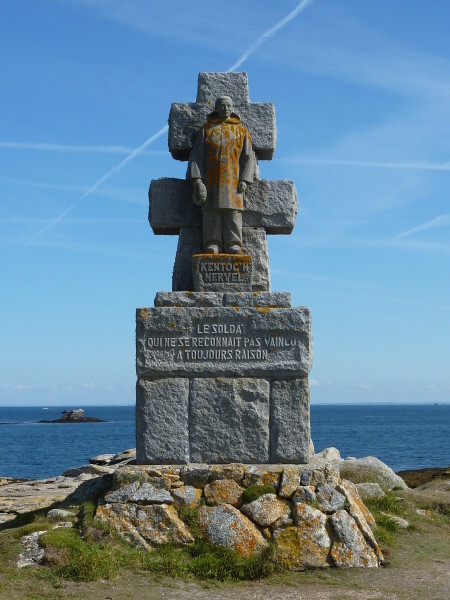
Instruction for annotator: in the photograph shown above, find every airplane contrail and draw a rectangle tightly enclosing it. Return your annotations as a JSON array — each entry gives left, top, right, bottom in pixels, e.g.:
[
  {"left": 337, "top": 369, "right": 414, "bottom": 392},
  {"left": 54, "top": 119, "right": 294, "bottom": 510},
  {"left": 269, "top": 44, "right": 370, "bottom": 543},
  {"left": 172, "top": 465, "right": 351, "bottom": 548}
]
[
  {"left": 289, "top": 157, "right": 450, "bottom": 171},
  {"left": 26, "top": 125, "right": 168, "bottom": 245},
  {"left": 227, "top": 0, "right": 316, "bottom": 72},
  {"left": 27, "top": 1, "right": 316, "bottom": 245},
  {"left": 0, "top": 141, "right": 165, "bottom": 155},
  {"left": 394, "top": 214, "right": 450, "bottom": 240}
]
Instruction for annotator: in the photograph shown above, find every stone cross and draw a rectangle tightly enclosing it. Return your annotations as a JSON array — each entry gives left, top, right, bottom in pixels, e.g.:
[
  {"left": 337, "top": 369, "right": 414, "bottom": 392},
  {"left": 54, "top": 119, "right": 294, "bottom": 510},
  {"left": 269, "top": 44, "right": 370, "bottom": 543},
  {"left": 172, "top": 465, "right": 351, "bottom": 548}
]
[
  {"left": 168, "top": 72, "right": 276, "bottom": 161},
  {"left": 148, "top": 72, "right": 299, "bottom": 292}
]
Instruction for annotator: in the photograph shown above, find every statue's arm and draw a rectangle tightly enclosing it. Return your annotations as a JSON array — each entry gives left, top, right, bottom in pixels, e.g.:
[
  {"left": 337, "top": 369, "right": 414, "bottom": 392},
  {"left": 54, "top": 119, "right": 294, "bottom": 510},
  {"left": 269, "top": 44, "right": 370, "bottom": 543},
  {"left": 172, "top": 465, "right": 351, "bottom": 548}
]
[
  {"left": 238, "top": 132, "right": 255, "bottom": 192},
  {"left": 187, "top": 127, "right": 205, "bottom": 181},
  {"left": 187, "top": 127, "right": 207, "bottom": 205}
]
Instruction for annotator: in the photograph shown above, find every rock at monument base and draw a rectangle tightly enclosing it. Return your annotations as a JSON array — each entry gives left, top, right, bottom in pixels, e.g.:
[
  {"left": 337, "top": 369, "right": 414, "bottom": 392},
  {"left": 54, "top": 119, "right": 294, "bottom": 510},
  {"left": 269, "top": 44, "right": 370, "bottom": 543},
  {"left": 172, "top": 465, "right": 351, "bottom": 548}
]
[
  {"left": 336, "top": 480, "right": 383, "bottom": 562},
  {"left": 315, "top": 483, "right": 346, "bottom": 514},
  {"left": 241, "top": 493, "right": 291, "bottom": 527},
  {"left": 96, "top": 503, "right": 193, "bottom": 549},
  {"left": 330, "top": 510, "right": 379, "bottom": 568},
  {"left": 242, "top": 465, "right": 283, "bottom": 489},
  {"left": 273, "top": 509, "right": 331, "bottom": 570},
  {"left": 197, "top": 504, "right": 268, "bottom": 557},
  {"left": 278, "top": 466, "right": 301, "bottom": 498},
  {"left": 203, "top": 479, "right": 244, "bottom": 507},
  {"left": 337, "top": 480, "right": 376, "bottom": 528},
  {"left": 171, "top": 485, "right": 202, "bottom": 510},
  {"left": 270, "top": 379, "right": 311, "bottom": 463},
  {"left": 190, "top": 378, "right": 270, "bottom": 463}
]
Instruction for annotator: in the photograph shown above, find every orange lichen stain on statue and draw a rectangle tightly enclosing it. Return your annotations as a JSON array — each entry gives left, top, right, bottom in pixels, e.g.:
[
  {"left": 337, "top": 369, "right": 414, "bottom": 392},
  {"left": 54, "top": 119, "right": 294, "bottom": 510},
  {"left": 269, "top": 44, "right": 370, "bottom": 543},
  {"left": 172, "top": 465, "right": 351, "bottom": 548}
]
[
  {"left": 139, "top": 308, "right": 149, "bottom": 319},
  {"left": 255, "top": 306, "right": 270, "bottom": 313},
  {"left": 171, "top": 321, "right": 176, "bottom": 328}
]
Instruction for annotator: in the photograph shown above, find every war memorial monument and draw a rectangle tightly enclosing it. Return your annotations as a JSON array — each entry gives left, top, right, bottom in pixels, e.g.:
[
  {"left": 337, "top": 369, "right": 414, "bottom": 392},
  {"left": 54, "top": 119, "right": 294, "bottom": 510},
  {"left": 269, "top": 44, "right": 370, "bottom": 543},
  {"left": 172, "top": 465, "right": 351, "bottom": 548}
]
[
  {"left": 0, "top": 74, "right": 390, "bottom": 572},
  {"left": 136, "top": 72, "right": 312, "bottom": 465}
]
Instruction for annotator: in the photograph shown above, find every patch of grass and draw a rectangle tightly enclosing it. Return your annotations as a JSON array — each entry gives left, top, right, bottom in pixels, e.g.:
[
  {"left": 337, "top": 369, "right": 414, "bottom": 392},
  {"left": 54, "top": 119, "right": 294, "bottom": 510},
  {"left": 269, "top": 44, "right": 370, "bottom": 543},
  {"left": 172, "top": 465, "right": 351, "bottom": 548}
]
[
  {"left": 373, "top": 524, "right": 397, "bottom": 549},
  {"left": 40, "top": 527, "right": 83, "bottom": 553},
  {"left": 58, "top": 543, "right": 121, "bottom": 581},
  {"left": 178, "top": 506, "right": 201, "bottom": 538},
  {"left": 189, "top": 539, "right": 276, "bottom": 581},
  {"left": 241, "top": 485, "right": 276, "bottom": 504},
  {"left": 309, "top": 498, "right": 322, "bottom": 510},
  {"left": 365, "top": 493, "right": 408, "bottom": 517}
]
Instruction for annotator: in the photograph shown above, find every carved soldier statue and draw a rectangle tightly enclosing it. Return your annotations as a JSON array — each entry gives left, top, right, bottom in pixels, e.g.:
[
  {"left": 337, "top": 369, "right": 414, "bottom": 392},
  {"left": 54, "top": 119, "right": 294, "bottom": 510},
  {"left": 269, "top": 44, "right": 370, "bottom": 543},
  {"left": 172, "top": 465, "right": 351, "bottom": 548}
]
[{"left": 187, "top": 96, "right": 255, "bottom": 254}]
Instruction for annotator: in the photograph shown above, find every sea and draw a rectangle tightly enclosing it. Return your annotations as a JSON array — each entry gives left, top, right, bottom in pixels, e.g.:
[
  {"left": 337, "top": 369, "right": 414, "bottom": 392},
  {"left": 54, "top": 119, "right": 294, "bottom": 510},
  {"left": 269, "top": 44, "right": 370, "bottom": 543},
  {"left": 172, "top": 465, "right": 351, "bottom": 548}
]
[{"left": 0, "top": 404, "right": 449, "bottom": 480}]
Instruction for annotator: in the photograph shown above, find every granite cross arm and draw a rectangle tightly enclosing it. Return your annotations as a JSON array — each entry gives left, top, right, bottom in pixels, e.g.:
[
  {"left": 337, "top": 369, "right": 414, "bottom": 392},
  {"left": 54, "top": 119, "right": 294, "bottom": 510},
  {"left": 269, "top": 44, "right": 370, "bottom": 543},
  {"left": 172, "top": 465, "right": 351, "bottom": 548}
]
[
  {"left": 169, "top": 72, "right": 276, "bottom": 161},
  {"left": 148, "top": 178, "right": 298, "bottom": 235}
]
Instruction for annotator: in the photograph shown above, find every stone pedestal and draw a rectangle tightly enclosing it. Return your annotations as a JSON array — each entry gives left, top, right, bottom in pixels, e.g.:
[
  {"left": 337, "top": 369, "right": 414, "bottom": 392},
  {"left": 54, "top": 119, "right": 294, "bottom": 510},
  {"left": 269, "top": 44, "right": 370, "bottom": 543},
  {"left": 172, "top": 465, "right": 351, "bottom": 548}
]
[{"left": 136, "top": 291, "right": 312, "bottom": 465}]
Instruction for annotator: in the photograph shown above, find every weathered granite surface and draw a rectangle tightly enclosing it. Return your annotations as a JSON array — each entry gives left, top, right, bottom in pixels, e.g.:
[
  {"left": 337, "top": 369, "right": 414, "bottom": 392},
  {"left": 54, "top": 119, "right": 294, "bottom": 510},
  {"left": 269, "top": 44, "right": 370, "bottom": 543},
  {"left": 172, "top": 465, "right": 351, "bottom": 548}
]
[
  {"left": 270, "top": 379, "right": 311, "bottom": 463},
  {"left": 223, "top": 291, "right": 291, "bottom": 308},
  {"left": 154, "top": 291, "right": 223, "bottom": 307},
  {"left": 190, "top": 378, "right": 270, "bottom": 463},
  {"left": 153, "top": 291, "right": 291, "bottom": 308},
  {"left": 136, "top": 378, "right": 189, "bottom": 465}
]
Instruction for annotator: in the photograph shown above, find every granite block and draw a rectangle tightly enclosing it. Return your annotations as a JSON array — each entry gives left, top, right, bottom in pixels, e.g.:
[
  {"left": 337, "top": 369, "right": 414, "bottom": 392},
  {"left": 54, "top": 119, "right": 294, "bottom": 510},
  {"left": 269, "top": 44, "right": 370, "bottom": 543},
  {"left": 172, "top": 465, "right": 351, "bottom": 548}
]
[
  {"left": 190, "top": 378, "right": 270, "bottom": 463},
  {"left": 136, "top": 378, "right": 189, "bottom": 464},
  {"left": 223, "top": 292, "right": 291, "bottom": 308},
  {"left": 154, "top": 292, "right": 223, "bottom": 308},
  {"left": 270, "top": 379, "right": 311, "bottom": 464}
]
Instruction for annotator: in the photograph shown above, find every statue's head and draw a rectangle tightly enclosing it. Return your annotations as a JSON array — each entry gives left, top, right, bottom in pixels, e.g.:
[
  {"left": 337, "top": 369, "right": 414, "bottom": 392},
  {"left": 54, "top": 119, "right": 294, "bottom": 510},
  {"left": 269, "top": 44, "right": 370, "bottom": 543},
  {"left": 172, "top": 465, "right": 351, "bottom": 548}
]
[{"left": 215, "top": 96, "right": 233, "bottom": 120}]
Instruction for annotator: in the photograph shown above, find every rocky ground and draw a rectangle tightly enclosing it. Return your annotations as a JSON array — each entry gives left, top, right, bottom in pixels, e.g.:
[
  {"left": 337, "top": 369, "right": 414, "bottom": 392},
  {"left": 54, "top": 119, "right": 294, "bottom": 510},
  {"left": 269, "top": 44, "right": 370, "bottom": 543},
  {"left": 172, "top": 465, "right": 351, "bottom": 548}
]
[{"left": 1, "top": 450, "right": 448, "bottom": 599}]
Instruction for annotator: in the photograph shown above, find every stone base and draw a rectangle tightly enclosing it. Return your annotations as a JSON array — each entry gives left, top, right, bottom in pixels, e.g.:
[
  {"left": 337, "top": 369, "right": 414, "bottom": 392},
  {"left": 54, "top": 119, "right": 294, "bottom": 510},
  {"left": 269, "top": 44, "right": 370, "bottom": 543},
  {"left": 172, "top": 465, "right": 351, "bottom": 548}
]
[
  {"left": 136, "top": 292, "right": 312, "bottom": 465},
  {"left": 96, "top": 461, "right": 384, "bottom": 568}
]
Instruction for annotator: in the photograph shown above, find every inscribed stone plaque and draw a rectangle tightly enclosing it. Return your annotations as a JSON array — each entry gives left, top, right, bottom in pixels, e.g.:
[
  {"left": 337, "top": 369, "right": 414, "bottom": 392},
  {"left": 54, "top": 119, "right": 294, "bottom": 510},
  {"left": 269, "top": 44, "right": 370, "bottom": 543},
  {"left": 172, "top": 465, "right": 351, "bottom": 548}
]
[
  {"left": 136, "top": 306, "right": 312, "bottom": 379},
  {"left": 192, "top": 254, "right": 252, "bottom": 292}
]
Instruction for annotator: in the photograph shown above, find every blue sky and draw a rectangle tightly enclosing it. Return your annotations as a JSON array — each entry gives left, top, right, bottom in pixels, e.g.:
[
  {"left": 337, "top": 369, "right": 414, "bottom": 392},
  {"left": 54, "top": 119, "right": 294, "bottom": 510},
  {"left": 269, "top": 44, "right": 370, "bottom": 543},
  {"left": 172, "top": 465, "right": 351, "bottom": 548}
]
[{"left": 1, "top": 0, "right": 449, "bottom": 406}]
